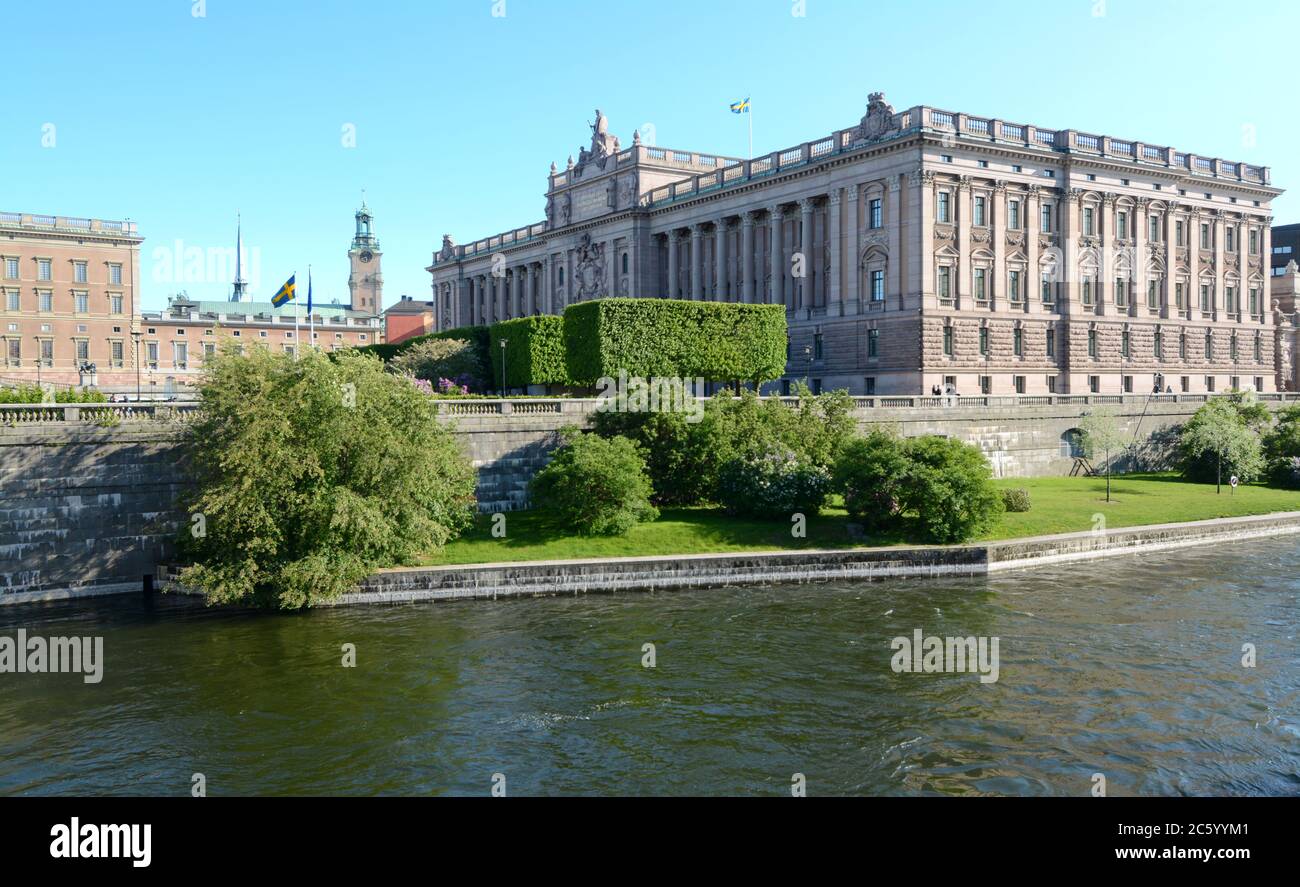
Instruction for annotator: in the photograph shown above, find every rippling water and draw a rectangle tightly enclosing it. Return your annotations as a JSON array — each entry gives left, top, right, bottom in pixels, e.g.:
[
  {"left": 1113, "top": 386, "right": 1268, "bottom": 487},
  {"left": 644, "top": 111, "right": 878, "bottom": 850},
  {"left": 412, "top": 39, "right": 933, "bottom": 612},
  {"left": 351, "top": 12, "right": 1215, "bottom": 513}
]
[{"left": 1, "top": 538, "right": 1298, "bottom": 796}]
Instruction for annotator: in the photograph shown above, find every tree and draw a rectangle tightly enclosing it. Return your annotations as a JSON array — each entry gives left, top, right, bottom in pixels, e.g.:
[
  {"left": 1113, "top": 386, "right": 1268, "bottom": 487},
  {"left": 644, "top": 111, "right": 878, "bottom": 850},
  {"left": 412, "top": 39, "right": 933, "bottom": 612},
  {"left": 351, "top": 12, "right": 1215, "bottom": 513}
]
[
  {"left": 179, "top": 346, "right": 478, "bottom": 608},
  {"left": 1178, "top": 399, "right": 1266, "bottom": 493},
  {"left": 1264, "top": 405, "right": 1300, "bottom": 488},
  {"left": 388, "top": 337, "right": 484, "bottom": 388},
  {"left": 1079, "top": 408, "right": 1127, "bottom": 502},
  {"left": 529, "top": 431, "right": 659, "bottom": 535},
  {"left": 896, "top": 435, "right": 1004, "bottom": 544},
  {"left": 832, "top": 430, "right": 910, "bottom": 530}
]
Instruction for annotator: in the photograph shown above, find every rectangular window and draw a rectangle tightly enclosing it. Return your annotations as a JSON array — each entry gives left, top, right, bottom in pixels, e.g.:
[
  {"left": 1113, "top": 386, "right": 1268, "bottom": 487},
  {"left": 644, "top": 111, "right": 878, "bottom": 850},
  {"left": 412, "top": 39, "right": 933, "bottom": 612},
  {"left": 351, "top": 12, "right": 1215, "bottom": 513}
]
[
  {"left": 1041, "top": 273, "right": 1054, "bottom": 304},
  {"left": 1249, "top": 287, "right": 1259, "bottom": 316},
  {"left": 980, "top": 375, "right": 991, "bottom": 395},
  {"left": 1205, "top": 333, "right": 1213, "bottom": 360},
  {"left": 1089, "top": 375, "right": 1100, "bottom": 393},
  {"left": 1014, "top": 375, "right": 1026, "bottom": 394},
  {"left": 1149, "top": 215, "right": 1160, "bottom": 242},
  {"left": 146, "top": 341, "right": 159, "bottom": 367},
  {"left": 1230, "top": 336, "right": 1238, "bottom": 361},
  {"left": 1009, "top": 270, "right": 1022, "bottom": 302},
  {"left": 1206, "top": 375, "right": 1216, "bottom": 392},
  {"left": 73, "top": 261, "right": 87, "bottom": 283},
  {"left": 1249, "top": 230, "right": 1259, "bottom": 255},
  {"left": 37, "top": 259, "right": 52, "bottom": 281},
  {"left": 175, "top": 342, "right": 189, "bottom": 369},
  {"left": 869, "top": 199, "right": 882, "bottom": 229},
  {"left": 1180, "top": 333, "right": 1188, "bottom": 360},
  {"left": 1121, "top": 330, "right": 1130, "bottom": 358},
  {"left": 1256, "top": 376, "right": 1264, "bottom": 392},
  {"left": 1088, "top": 329, "right": 1097, "bottom": 358},
  {"left": 938, "top": 266, "right": 951, "bottom": 300},
  {"left": 1008, "top": 200, "right": 1021, "bottom": 230},
  {"left": 1013, "top": 327, "right": 1023, "bottom": 356},
  {"left": 1117, "top": 211, "right": 1128, "bottom": 240},
  {"left": 1226, "top": 227, "right": 1236, "bottom": 253},
  {"left": 1083, "top": 207, "right": 1095, "bottom": 236},
  {"left": 973, "top": 196, "right": 986, "bottom": 227},
  {"left": 1200, "top": 223, "right": 1210, "bottom": 249},
  {"left": 1082, "top": 277, "right": 1094, "bottom": 306},
  {"left": 979, "top": 327, "right": 989, "bottom": 355},
  {"left": 871, "top": 270, "right": 885, "bottom": 301},
  {"left": 937, "top": 192, "right": 951, "bottom": 223},
  {"left": 39, "top": 339, "right": 52, "bottom": 366},
  {"left": 1123, "top": 375, "right": 1133, "bottom": 394},
  {"left": 1226, "top": 286, "right": 1237, "bottom": 315},
  {"left": 864, "top": 377, "right": 876, "bottom": 396},
  {"left": 1046, "top": 329, "right": 1056, "bottom": 358},
  {"left": 943, "top": 325, "right": 953, "bottom": 356},
  {"left": 3, "top": 258, "right": 17, "bottom": 279},
  {"left": 1176, "top": 282, "right": 1185, "bottom": 309},
  {"left": 204, "top": 342, "right": 216, "bottom": 359},
  {"left": 1180, "top": 375, "right": 1189, "bottom": 393},
  {"left": 867, "top": 328, "right": 879, "bottom": 359},
  {"left": 74, "top": 292, "right": 89, "bottom": 313},
  {"left": 1147, "top": 280, "right": 1158, "bottom": 309},
  {"left": 37, "top": 291, "right": 51, "bottom": 312},
  {"left": 75, "top": 339, "right": 89, "bottom": 361},
  {"left": 109, "top": 264, "right": 123, "bottom": 286},
  {"left": 1047, "top": 375, "right": 1058, "bottom": 394},
  {"left": 974, "top": 268, "right": 986, "bottom": 301},
  {"left": 1115, "top": 279, "right": 1127, "bottom": 307},
  {"left": 6, "top": 338, "right": 19, "bottom": 365},
  {"left": 1200, "top": 284, "right": 1210, "bottom": 312},
  {"left": 110, "top": 340, "right": 124, "bottom": 367},
  {"left": 1255, "top": 335, "right": 1263, "bottom": 362},
  {"left": 1176, "top": 221, "right": 1185, "bottom": 246},
  {"left": 813, "top": 332, "right": 824, "bottom": 360},
  {"left": 1041, "top": 204, "right": 1053, "bottom": 233},
  {"left": 1154, "top": 330, "right": 1163, "bottom": 360},
  {"left": 111, "top": 294, "right": 123, "bottom": 314}
]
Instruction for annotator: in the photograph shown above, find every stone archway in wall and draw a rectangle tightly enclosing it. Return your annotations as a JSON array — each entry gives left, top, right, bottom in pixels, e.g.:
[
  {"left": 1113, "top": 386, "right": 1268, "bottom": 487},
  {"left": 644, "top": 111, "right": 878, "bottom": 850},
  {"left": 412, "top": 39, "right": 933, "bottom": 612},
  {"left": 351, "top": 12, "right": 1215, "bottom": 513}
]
[{"left": 1060, "top": 428, "right": 1085, "bottom": 459}]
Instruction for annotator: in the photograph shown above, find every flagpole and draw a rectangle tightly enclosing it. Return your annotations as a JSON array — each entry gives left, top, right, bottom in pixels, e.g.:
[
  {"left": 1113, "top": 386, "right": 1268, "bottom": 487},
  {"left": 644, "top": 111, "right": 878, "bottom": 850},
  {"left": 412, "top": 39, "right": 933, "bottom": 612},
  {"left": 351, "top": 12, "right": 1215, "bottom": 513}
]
[
  {"left": 308, "top": 265, "right": 315, "bottom": 350},
  {"left": 294, "top": 297, "right": 301, "bottom": 360},
  {"left": 748, "top": 100, "right": 753, "bottom": 161}
]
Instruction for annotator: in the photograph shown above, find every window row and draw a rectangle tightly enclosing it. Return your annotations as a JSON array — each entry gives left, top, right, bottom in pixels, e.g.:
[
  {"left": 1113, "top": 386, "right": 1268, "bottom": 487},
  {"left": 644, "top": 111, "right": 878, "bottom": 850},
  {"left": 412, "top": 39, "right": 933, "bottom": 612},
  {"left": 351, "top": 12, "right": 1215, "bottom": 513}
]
[{"left": 2, "top": 258, "right": 123, "bottom": 284}]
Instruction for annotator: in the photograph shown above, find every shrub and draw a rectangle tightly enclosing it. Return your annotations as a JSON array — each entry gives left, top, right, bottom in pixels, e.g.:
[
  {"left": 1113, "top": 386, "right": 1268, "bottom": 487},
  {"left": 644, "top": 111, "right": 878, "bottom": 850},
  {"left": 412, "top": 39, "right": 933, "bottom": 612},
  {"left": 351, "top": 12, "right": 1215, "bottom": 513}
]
[
  {"left": 1264, "top": 405, "right": 1300, "bottom": 487},
  {"left": 716, "top": 447, "right": 830, "bottom": 520},
  {"left": 388, "top": 337, "right": 484, "bottom": 387},
  {"left": 1178, "top": 399, "right": 1266, "bottom": 488},
  {"left": 590, "top": 385, "right": 854, "bottom": 506},
  {"left": 353, "top": 325, "right": 491, "bottom": 381},
  {"left": 489, "top": 315, "right": 567, "bottom": 389},
  {"left": 563, "top": 298, "right": 787, "bottom": 385},
  {"left": 178, "top": 346, "right": 478, "bottom": 609},
  {"left": 529, "top": 431, "right": 659, "bottom": 535},
  {"left": 897, "top": 435, "right": 1004, "bottom": 544},
  {"left": 1001, "top": 488, "right": 1032, "bottom": 513},
  {"left": 832, "top": 431, "right": 909, "bottom": 529},
  {"left": 0, "top": 384, "right": 106, "bottom": 404}
]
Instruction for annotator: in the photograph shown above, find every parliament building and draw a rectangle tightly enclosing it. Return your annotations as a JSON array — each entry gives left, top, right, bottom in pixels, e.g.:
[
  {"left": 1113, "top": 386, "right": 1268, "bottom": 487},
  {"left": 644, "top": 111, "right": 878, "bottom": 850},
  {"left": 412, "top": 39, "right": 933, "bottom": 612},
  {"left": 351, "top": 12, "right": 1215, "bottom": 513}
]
[{"left": 427, "top": 94, "right": 1284, "bottom": 395}]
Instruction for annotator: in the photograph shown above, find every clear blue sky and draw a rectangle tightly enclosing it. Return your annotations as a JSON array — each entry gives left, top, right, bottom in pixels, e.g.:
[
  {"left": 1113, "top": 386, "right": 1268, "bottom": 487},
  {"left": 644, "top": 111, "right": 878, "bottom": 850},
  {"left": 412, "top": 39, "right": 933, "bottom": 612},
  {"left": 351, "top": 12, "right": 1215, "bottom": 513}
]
[{"left": 5, "top": 0, "right": 1296, "bottom": 311}]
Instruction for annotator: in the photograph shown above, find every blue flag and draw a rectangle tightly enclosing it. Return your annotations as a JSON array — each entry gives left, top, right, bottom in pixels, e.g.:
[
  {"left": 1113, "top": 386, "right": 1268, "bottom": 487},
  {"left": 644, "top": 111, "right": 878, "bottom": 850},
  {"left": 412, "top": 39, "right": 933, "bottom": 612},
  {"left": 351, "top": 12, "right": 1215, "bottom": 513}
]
[{"left": 306, "top": 269, "right": 313, "bottom": 313}]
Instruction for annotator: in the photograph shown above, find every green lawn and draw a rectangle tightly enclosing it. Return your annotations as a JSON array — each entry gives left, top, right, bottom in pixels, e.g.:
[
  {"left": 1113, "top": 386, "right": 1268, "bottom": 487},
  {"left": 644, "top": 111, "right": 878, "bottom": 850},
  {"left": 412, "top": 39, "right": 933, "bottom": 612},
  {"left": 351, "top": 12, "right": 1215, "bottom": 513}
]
[{"left": 422, "top": 473, "right": 1300, "bottom": 566}]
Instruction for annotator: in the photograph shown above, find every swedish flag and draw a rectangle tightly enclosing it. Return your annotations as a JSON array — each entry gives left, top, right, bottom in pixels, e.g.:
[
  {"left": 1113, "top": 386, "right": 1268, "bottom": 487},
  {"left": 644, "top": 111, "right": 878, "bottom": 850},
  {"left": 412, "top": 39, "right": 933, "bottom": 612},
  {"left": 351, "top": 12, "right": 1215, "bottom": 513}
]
[
  {"left": 271, "top": 274, "right": 296, "bottom": 308},
  {"left": 730, "top": 98, "right": 750, "bottom": 114}
]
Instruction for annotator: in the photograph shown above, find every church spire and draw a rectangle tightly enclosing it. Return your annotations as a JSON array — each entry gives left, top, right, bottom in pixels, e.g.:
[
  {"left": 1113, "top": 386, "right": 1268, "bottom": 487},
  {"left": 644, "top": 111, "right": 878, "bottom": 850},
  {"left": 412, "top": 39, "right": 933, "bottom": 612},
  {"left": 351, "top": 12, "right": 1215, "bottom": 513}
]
[{"left": 230, "top": 214, "right": 249, "bottom": 302}]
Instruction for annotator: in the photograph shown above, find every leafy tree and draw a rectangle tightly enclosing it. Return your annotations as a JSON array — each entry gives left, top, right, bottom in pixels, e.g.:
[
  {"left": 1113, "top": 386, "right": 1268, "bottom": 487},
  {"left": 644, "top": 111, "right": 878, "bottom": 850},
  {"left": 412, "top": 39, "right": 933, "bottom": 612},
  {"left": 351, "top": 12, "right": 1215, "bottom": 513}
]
[
  {"left": 896, "top": 435, "right": 1004, "bottom": 544},
  {"left": 1079, "top": 408, "right": 1128, "bottom": 502},
  {"left": 179, "top": 346, "right": 478, "bottom": 608},
  {"left": 388, "top": 337, "right": 484, "bottom": 388},
  {"left": 1264, "top": 405, "right": 1300, "bottom": 488},
  {"left": 530, "top": 431, "right": 659, "bottom": 535},
  {"left": 832, "top": 430, "right": 910, "bottom": 530},
  {"left": 1178, "top": 398, "right": 1266, "bottom": 492}
]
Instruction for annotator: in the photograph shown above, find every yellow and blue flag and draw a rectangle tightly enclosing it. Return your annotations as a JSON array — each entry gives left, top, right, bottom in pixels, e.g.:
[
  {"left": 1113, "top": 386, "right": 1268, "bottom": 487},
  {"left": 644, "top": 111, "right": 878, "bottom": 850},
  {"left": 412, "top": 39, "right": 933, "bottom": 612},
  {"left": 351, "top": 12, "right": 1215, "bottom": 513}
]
[
  {"left": 730, "top": 98, "right": 750, "bottom": 114},
  {"left": 271, "top": 274, "right": 296, "bottom": 308}
]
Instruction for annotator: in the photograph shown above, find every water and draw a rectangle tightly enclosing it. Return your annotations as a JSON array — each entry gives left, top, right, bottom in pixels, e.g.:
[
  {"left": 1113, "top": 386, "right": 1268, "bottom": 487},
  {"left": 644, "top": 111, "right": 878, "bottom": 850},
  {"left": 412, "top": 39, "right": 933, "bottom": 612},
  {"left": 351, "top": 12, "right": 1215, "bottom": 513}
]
[{"left": 1, "top": 538, "right": 1298, "bottom": 796}]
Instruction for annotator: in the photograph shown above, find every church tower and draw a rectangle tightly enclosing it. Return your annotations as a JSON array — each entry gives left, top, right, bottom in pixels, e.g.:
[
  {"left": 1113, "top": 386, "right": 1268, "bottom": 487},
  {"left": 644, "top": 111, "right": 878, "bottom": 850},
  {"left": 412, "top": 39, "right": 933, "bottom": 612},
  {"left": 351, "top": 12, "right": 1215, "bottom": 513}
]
[{"left": 347, "top": 200, "right": 383, "bottom": 313}]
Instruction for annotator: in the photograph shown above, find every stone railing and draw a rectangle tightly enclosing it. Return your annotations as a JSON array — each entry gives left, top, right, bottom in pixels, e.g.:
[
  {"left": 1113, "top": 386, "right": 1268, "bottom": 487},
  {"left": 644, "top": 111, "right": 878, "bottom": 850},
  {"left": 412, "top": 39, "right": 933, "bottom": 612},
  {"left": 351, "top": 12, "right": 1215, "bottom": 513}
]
[
  {"left": 0, "top": 401, "right": 202, "bottom": 426},
  {"left": 0, "top": 212, "right": 141, "bottom": 237}
]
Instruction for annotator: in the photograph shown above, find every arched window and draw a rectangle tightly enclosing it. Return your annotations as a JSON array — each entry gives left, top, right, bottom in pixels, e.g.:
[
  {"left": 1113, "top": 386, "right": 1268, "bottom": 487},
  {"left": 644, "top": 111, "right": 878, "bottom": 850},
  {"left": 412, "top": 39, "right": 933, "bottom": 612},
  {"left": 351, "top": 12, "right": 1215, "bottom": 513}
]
[{"left": 1061, "top": 428, "right": 1085, "bottom": 458}]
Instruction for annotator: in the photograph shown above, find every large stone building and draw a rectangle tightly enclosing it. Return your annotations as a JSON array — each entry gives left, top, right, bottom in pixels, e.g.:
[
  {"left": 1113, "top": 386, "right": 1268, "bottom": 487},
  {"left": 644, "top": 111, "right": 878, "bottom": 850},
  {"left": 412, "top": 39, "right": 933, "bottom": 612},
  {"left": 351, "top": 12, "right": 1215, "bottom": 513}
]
[
  {"left": 0, "top": 211, "right": 144, "bottom": 387},
  {"left": 428, "top": 95, "right": 1283, "bottom": 395}
]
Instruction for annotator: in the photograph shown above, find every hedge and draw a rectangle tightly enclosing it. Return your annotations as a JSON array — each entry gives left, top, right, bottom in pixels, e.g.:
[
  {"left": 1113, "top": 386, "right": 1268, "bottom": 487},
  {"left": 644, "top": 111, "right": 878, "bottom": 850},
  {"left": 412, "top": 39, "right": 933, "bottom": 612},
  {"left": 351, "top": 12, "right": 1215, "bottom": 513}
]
[
  {"left": 489, "top": 315, "right": 568, "bottom": 388},
  {"left": 562, "top": 299, "right": 787, "bottom": 384},
  {"left": 353, "top": 324, "right": 490, "bottom": 372}
]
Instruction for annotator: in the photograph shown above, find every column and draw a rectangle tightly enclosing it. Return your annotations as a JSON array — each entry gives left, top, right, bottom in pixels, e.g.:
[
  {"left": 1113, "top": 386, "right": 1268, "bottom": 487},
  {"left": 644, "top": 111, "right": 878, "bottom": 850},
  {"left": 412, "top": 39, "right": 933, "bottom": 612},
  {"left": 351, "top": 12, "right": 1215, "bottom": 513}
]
[
  {"left": 1061, "top": 190, "right": 1080, "bottom": 318},
  {"left": 992, "top": 181, "right": 1007, "bottom": 313},
  {"left": 1097, "top": 193, "right": 1112, "bottom": 316},
  {"left": 542, "top": 257, "right": 552, "bottom": 314},
  {"left": 666, "top": 231, "right": 678, "bottom": 299},
  {"left": 799, "top": 198, "right": 815, "bottom": 311},
  {"left": 512, "top": 268, "right": 522, "bottom": 318},
  {"left": 1188, "top": 210, "right": 1201, "bottom": 317},
  {"left": 828, "top": 188, "right": 842, "bottom": 315},
  {"left": 1133, "top": 198, "right": 1147, "bottom": 318},
  {"left": 914, "top": 171, "right": 932, "bottom": 309},
  {"left": 1026, "top": 186, "right": 1040, "bottom": 314},
  {"left": 956, "top": 177, "right": 972, "bottom": 309},
  {"left": 845, "top": 184, "right": 860, "bottom": 311},
  {"left": 1213, "top": 210, "right": 1226, "bottom": 321},
  {"left": 714, "top": 219, "right": 727, "bottom": 300},
  {"left": 741, "top": 211, "right": 756, "bottom": 303},
  {"left": 524, "top": 264, "right": 534, "bottom": 315},
  {"left": 768, "top": 205, "right": 783, "bottom": 306},
  {"left": 1163, "top": 203, "right": 1178, "bottom": 318},
  {"left": 690, "top": 224, "right": 704, "bottom": 299}
]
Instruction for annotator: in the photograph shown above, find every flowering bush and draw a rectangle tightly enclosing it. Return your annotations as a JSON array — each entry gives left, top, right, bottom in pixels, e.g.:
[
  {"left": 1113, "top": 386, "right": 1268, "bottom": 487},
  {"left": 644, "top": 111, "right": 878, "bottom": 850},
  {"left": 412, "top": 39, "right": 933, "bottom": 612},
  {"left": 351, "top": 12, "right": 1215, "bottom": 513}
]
[
  {"left": 436, "top": 377, "right": 472, "bottom": 396},
  {"left": 716, "top": 447, "right": 830, "bottom": 519}
]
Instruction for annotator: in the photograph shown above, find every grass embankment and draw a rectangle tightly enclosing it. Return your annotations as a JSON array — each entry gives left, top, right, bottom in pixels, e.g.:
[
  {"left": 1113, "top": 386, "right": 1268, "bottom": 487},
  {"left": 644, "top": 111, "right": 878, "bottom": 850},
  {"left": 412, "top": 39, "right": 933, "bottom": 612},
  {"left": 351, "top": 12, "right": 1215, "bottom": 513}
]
[{"left": 423, "top": 473, "right": 1300, "bottom": 566}]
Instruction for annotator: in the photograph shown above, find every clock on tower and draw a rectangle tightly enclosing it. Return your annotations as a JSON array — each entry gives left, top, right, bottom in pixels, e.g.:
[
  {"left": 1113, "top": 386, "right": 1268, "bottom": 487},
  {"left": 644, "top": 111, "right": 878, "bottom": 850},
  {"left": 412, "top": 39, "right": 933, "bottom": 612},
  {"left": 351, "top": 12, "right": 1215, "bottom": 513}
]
[{"left": 347, "top": 201, "right": 383, "bottom": 313}]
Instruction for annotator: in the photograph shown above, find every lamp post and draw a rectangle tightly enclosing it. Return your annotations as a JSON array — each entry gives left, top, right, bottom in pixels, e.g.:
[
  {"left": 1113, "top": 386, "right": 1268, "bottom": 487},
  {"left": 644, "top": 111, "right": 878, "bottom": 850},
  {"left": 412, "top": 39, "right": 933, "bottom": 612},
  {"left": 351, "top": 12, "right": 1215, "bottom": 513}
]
[
  {"left": 803, "top": 344, "right": 812, "bottom": 390},
  {"left": 131, "top": 330, "right": 141, "bottom": 403},
  {"left": 499, "top": 339, "right": 508, "bottom": 396}
]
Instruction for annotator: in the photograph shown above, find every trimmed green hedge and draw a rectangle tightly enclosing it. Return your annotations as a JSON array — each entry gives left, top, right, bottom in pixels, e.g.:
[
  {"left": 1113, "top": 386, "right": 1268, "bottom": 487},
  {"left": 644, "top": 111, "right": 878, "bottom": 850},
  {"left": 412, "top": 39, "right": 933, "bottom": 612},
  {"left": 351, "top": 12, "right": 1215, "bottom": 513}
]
[
  {"left": 354, "top": 324, "right": 491, "bottom": 373},
  {"left": 563, "top": 299, "right": 787, "bottom": 384},
  {"left": 489, "top": 316, "right": 567, "bottom": 388}
]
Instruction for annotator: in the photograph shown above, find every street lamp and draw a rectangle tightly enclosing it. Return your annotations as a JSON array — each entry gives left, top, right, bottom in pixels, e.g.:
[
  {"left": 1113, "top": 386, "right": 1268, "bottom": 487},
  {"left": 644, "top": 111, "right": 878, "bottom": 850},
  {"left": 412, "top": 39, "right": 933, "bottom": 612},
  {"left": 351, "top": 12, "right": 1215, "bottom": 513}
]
[
  {"left": 131, "top": 330, "right": 141, "bottom": 403},
  {"left": 803, "top": 344, "right": 813, "bottom": 390},
  {"left": 499, "top": 339, "right": 508, "bottom": 396}
]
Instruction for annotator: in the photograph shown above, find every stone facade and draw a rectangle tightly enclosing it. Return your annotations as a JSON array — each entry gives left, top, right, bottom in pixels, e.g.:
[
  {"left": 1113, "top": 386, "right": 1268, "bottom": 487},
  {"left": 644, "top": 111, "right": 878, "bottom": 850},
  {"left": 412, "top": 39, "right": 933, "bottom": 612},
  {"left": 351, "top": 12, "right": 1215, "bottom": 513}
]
[
  {"left": 0, "top": 212, "right": 144, "bottom": 387},
  {"left": 428, "top": 96, "right": 1282, "bottom": 396}
]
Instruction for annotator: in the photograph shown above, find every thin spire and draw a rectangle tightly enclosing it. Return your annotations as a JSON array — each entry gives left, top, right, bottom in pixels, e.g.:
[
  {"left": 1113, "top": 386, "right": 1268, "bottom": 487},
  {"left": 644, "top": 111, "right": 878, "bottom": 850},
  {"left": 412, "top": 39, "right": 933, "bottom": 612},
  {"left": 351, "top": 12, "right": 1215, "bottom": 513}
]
[{"left": 231, "top": 213, "right": 248, "bottom": 302}]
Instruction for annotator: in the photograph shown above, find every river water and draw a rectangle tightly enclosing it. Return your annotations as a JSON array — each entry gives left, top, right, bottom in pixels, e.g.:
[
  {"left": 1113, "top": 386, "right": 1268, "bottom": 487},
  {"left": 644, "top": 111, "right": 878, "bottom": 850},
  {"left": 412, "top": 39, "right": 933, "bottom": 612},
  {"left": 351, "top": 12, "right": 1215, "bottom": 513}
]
[{"left": 1, "top": 537, "right": 1297, "bottom": 796}]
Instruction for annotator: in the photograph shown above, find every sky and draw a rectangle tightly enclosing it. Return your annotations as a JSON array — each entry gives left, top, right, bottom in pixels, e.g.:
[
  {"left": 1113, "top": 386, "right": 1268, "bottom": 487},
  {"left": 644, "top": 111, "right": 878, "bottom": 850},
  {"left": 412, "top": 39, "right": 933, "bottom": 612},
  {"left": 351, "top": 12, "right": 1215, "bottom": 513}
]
[{"left": 5, "top": 0, "right": 1298, "bottom": 311}]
